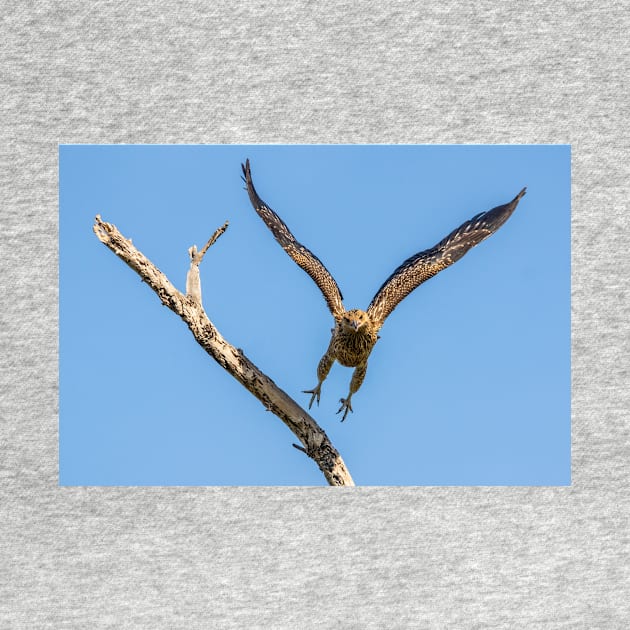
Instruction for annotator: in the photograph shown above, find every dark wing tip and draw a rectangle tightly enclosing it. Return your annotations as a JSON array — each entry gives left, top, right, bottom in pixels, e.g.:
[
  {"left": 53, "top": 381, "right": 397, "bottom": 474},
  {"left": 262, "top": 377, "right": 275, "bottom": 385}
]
[
  {"left": 241, "top": 159, "right": 263, "bottom": 204},
  {"left": 480, "top": 187, "right": 526, "bottom": 234},
  {"left": 241, "top": 158, "right": 251, "bottom": 185},
  {"left": 241, "top": 158, "right": 250, "bottom": 177}
]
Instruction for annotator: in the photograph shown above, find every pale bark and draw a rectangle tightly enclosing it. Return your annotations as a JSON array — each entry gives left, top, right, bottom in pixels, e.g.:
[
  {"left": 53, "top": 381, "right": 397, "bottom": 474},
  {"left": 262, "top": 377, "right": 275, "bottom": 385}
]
[{"left": 93, "top": 216, "right": 354, "bottom": 486}]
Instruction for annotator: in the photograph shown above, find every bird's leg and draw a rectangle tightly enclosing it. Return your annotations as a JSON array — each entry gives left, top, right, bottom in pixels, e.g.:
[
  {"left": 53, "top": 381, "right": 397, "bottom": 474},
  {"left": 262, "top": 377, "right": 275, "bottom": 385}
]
[
  {"left": 303, "top": 348, "right": 335, "bottom": 409},
  {"left": 337, "top": 362, "right": 367, "bottom": 422}
]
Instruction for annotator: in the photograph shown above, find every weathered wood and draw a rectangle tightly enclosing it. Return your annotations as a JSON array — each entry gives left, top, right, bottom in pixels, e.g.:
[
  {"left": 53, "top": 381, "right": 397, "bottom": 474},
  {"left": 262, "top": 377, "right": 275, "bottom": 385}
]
[{"left": 93, "top": 215, "right": 354, "bottom": 486}]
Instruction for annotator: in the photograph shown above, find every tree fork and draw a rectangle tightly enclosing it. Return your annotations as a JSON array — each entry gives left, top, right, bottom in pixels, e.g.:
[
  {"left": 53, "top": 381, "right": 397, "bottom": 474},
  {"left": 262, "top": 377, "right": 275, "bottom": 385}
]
[{"left": 92, "top": 215, "right": 354, "bottom": 486}]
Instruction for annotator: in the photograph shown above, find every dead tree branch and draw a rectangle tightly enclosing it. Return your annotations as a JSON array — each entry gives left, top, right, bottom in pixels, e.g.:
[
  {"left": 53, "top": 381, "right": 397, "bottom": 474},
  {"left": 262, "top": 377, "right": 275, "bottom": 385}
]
[
  {"left": 186, "top": 221, "right": 229, "bottom": 304},
  {"left": 92, "top": 215, "right": 354, "bottom": 486}
]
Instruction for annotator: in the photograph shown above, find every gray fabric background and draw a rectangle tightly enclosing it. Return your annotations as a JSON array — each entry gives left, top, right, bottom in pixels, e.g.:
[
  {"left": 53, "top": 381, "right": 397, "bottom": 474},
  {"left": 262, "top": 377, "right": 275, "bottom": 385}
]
[{"left": 1, "top": 1, "right": 628, "bottom": 627}]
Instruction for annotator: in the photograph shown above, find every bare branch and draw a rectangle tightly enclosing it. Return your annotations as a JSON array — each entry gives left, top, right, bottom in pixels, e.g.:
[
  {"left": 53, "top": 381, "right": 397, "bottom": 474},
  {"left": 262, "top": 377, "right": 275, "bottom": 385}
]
[
  {"left": 93, "top": 215, "right": 354, "bottom": 486},
  {"left": 186, "top": 221, "right": 229, "bottom": 304},
  {"left": 196, "top": 220, "right": 229, "bottom": 262}
]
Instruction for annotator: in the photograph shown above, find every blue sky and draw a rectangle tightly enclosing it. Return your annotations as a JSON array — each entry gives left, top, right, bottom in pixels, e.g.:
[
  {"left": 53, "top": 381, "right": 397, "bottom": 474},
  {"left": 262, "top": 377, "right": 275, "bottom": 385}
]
[{"left": 59, "top": 145, "right": 570, "bottom": 486}]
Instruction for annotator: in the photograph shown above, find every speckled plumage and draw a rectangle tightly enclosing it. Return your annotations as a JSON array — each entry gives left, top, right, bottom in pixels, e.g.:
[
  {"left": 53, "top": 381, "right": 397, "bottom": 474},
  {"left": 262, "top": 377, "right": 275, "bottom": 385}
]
[{"left": 242, "top": 160, "right": 526, "bottom": 421}]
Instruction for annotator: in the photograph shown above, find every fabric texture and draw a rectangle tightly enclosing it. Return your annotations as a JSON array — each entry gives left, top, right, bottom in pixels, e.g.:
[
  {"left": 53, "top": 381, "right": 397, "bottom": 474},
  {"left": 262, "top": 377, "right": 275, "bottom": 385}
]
[{"left": 1, "top": 2, "right": 628, "bottom": 627}]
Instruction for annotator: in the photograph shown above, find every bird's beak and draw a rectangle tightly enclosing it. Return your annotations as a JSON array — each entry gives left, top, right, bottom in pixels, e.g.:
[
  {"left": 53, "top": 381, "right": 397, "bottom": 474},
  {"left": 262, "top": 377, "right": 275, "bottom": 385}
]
[{"left": 351, "top": 320, "right": 359, "bottom": 331}]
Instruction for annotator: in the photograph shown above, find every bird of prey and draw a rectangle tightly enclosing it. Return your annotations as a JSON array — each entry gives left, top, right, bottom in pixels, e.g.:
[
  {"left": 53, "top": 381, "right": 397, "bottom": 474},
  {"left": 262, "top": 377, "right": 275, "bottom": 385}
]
[{"left": 242, "top": 159, "right": 526, "bottom": 421}]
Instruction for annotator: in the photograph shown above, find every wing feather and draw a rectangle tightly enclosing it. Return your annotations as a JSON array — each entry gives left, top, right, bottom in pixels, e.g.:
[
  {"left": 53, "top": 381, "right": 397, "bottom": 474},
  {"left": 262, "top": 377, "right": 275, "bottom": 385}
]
[
  {"left": 367, "top": 188, "right": 526, "bottom": 328},
  {"left": 242, "top": 160, "right": 345, "bottom": 320}
]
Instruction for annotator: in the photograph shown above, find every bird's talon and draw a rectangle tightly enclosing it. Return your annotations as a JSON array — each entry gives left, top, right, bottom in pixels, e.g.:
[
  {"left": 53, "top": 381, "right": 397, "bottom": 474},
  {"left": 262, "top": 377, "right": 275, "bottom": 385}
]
[
  {"left": 302, "top": 386, "right": 321, "bottom": 409},
  {"left": 337, "top": 398, "right": 353, "bottom": 422}
]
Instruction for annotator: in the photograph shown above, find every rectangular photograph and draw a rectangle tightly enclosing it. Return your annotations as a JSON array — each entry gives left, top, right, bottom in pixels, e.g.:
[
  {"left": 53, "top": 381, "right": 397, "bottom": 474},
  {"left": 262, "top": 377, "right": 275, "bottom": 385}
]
[{"left": 59, "top": 145, "right": 570, "bottom": 486}]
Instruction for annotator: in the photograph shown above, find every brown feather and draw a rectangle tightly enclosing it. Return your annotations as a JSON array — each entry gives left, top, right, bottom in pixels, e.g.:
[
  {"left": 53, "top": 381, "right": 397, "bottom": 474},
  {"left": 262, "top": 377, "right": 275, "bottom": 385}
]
[
  {"left": 242, "top": 160, "right": 346, "bottom": 321},
  {"left": 366, "top": 188, "right": 526, "bottom": 327}
]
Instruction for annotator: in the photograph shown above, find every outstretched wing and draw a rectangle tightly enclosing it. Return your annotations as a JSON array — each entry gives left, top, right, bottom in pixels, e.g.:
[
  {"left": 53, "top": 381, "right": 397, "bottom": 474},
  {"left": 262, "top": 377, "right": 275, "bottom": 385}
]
[
  {"left": 366, "top": 188, "right": 526, "bottom": 328},
  {"left": 242, "top": 159, "right": 346, "bottom": 320}
]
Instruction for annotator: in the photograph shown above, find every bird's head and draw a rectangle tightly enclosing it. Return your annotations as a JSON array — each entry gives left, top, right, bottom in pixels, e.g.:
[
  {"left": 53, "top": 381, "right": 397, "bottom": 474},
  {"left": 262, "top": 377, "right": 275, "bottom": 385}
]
[{"left": 341, "top": 309, "right": 370, "bottom": 333}]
